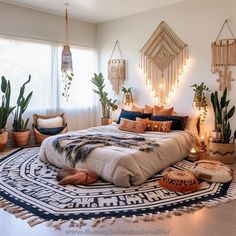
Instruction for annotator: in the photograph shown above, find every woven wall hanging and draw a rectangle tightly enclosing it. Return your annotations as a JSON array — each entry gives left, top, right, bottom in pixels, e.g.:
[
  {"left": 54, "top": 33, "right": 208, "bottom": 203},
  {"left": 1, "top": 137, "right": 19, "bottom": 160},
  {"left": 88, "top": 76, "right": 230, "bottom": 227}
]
[
  {"left": 139, "top": 21, "right": 188, "bottom": 104},
  {"left": 108, "top": 40, "right": 126, "bottom": 95},
  {"left": 211, "top": 20, "right": 236, "bottom": 91}
]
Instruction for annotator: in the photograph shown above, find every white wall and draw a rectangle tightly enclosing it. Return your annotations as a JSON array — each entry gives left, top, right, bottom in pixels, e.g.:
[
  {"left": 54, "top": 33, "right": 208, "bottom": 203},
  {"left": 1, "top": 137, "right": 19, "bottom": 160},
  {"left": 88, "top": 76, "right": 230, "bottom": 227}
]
[
  {"left": 97, "top": 0, "right": 236, "bottom": 135},
  {"left": 0, "top": 2, "right": 96, "bottom": 48}
]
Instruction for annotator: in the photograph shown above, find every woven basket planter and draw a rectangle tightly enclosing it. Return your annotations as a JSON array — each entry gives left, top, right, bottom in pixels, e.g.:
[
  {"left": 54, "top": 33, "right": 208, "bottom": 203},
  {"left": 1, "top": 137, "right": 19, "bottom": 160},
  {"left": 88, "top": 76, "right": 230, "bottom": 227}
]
[{"left": 209, "top": 142, "right": 235, "bottom": 164}]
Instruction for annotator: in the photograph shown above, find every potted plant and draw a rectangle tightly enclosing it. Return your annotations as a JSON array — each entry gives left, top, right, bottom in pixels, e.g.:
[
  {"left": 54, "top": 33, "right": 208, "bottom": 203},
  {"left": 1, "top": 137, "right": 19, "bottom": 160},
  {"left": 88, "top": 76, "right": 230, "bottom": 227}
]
[
  {"left": 122, "top": 87, "right": 133, "bottom": 106},
  {"left": 91, "top": 73, "right": 118, "bottom": 125},
  {"left": 12, "top": 75, "right": 33, "bottom": 147},
  {"left": 209, "top": 88, "right": 235, "bottom": 163},
  {"left": 0, "top": 76, "right": 15, "bottom": 151},
  {"left": 191, "top": 82, "right": 210, "bottom": 122}
]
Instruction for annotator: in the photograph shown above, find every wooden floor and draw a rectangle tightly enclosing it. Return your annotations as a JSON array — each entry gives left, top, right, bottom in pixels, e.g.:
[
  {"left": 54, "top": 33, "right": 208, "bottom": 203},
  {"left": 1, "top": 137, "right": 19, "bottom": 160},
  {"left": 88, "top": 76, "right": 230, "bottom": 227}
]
[{"left": 0, "top": 149, "right": 236, "bottom": 236}]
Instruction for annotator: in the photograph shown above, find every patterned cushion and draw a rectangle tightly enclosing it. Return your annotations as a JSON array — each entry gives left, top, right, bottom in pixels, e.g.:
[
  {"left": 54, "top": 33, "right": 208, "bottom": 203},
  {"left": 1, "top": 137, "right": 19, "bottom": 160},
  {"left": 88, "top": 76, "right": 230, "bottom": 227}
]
[
  {"left": 151, "top": 115, "right": 189, "bottom": 130},
  {"left": 117, "top": 109, "right": 151, "bottom": 124},
  {"left": 191, "top": 160, "right": 234, "bottom": 183},
  {"left": 136, "top": 118, "right": 172, "bottom": 132},
  {"left": 153, "top": 106, "right": 174, "bottom": 116},
  {"left": 118, "top": 118, "right": 146, "bottom": 133},
  {"left": 159, "top": 169, "right": 200, "bottom": 192},
  {"left": 131, "top": 105, "right": 144, "bottom": 113}
]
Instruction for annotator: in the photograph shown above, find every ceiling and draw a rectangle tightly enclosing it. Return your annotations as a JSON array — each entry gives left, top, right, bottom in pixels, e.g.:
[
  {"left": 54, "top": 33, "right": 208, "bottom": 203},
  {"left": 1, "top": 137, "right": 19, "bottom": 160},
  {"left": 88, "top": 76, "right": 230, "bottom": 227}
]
[{"left": 1, "top": 0, "right": 186, "bottom": 23}]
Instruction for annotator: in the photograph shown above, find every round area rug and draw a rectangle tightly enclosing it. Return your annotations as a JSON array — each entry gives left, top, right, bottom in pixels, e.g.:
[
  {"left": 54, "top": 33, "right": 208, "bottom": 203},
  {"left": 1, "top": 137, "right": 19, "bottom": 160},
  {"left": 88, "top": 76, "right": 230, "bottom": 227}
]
[{"left": 0, "top": 147, "right": 235, "bottom": 225}]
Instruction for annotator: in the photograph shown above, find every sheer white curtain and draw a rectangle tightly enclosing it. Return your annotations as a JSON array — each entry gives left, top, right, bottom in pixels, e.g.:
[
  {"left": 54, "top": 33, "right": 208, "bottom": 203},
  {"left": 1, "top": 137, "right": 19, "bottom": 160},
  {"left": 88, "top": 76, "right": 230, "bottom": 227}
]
[
  {"left": 0, "top": 36, "right": 98, "bottom": 132},
  {"left": 58, "top": 46, "right": 99, "bottom": 130}
]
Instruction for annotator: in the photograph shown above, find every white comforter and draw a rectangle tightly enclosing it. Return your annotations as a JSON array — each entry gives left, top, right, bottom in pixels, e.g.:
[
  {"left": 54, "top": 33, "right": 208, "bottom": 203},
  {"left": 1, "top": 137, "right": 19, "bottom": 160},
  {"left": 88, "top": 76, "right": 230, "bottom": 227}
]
[{"left": 39, "top": 124, "right": 195, "bottom": 187}]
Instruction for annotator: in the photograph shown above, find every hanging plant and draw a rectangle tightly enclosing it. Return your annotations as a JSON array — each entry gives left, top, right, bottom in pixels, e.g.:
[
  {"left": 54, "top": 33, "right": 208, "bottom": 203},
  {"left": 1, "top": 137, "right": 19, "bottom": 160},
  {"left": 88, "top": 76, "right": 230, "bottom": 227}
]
[
  {"left": 191, "top": 82, "right": 210, "bottom": 123},
  {"left": 62, "top": 71, "right": 74, "bottom": 102}
]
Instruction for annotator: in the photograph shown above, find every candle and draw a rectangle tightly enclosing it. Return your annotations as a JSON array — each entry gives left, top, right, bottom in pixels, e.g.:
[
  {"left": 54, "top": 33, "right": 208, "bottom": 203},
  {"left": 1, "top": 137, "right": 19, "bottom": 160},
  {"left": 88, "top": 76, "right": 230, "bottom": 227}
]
[
  {"left": 190, "top": 147, "right": 197, "bottom": 154},
  {"left": 188, "top": 147, "right": 197, "bottom": 161},
  {"left": 200, "top": 136, "right": 205, "bottom": 146}
]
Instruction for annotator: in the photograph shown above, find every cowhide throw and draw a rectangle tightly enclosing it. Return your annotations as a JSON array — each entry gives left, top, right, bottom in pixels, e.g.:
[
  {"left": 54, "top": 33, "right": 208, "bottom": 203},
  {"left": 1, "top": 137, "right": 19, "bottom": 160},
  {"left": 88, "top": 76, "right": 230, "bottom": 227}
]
[{"left": 52, "top": 134, "right": 159, "bottom": 166}]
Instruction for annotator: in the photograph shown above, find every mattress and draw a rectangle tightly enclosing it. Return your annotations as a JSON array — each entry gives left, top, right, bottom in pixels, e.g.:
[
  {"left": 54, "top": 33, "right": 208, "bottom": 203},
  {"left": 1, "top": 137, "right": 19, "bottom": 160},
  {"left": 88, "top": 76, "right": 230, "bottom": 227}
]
[{"left": 39, "top": 124, "right": 196, "bottom": 187}]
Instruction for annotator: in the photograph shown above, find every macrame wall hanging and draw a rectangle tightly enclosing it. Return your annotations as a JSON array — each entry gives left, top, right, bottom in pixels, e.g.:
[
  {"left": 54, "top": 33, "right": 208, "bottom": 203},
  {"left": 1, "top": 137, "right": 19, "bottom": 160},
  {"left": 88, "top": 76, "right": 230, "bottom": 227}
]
[
  {"left": 108, "top": 40, "right": 126, "bottom": 95},
  {"left": 211, "top": 19, "right": 236, "bottom": 91},
  {"left": 139, "top": 21, "right": 188, "bottom": 104}
]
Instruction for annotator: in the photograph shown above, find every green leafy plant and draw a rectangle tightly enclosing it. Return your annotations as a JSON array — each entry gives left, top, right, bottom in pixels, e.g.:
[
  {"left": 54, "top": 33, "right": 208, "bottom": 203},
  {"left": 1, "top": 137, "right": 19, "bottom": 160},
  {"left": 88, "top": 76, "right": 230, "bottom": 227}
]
[
  {"left": 12, "top": 75, "right": 33, "bottom": 132},
  {"left": 121, "top": 87, "right": 132, "bottom": 94},
  {"left": 0, "top": 76, "right": 15, "bottom": 134},
  {"left": 211, "top": 88, "right": 235, "bottom": 143},
  {"left": 91, "top": 73, "right": 118, "bottom": 118},
  {"left": 62, "top": 71, "right": 74, "bottom": 102},
  {"left": 191, "top": 82, "right": 210, "bottom": 122}
]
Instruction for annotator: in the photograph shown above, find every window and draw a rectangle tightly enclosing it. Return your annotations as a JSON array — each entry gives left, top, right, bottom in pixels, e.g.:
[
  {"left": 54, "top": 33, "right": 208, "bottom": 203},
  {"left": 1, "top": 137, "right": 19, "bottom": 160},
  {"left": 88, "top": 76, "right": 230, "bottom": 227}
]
[
  {"left": 0, "top": 36, "right": 98, "bottom": 130},
  {"left": 0, "top": 37, "right": 52, "bottom": 110}
]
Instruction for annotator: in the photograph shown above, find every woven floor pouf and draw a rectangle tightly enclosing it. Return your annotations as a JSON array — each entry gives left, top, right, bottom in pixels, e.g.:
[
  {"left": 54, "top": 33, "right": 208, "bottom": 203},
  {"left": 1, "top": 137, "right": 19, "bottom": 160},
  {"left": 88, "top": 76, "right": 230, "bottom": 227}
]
[
  {"left": 159, "top": 169, "right": 200, "bottom": 193},
  {"left": 191, "top": 160, "right": 234, "bottom": 183}
]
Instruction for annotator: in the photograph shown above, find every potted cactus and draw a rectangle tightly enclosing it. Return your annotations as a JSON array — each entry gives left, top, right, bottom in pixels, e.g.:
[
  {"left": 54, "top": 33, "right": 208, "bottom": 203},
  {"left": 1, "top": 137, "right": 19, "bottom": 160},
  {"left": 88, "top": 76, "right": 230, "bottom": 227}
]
[
  {"left": 91, "top": 73, "right": 118, "bottom": 125},
  {"left": 0, "top": 76, "right": 15, "bottom": 151},
  {"left": 209, "top": 88, "right": 235, "bottom": 163},
  {"left": 12, "top": 75, "right": 33, "bottom": 147}
]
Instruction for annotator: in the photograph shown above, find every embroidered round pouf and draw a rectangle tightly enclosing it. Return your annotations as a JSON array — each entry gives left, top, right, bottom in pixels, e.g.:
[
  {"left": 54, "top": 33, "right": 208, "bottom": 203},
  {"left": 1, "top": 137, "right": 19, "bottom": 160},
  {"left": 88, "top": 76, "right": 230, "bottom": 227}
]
[
  {"left": 159, "top": 169, "right": 200, "bottom": 192},
  {"left": 191, "top": 160, "right": 234, "bottom": 183}
]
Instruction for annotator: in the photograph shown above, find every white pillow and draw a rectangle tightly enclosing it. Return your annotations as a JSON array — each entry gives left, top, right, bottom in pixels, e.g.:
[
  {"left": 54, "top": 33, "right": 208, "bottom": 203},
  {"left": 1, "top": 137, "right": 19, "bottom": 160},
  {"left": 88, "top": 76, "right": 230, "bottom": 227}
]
[{"left": 37, "top": 116, "right": 63, "bottom": 128}]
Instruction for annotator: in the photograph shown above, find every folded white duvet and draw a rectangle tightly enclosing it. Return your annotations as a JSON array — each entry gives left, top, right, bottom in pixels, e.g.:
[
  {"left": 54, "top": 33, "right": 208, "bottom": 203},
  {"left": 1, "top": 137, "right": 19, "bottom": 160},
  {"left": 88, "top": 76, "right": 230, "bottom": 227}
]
[{"left": 39, "top": 124, "right": 195, "bottom": 187}]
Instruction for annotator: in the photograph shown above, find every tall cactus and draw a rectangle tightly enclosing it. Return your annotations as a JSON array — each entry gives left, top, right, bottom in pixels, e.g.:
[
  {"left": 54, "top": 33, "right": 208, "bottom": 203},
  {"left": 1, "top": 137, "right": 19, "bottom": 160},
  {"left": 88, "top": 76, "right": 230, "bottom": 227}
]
[
  {"left": 12, "top": 75, "right": 33, "bottom": 132},
  {"left": 211, "top": 88, "right": 235, "bottom": 143},
  {"left": 0, "top": 76, "right": 15, "bottom": 133}
]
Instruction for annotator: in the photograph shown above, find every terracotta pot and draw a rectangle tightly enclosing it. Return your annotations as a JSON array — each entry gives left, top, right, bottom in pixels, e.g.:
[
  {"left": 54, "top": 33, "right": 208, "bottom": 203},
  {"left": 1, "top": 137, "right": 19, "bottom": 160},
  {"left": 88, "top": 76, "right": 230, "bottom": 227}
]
[
  {"left": 12, "top": 130, "right": 30, "bottom": 147},
  {"left": 101, "top": 118, "right": 112, "bottom": 126},
  {"left": 0, "top": 131, "right": 8, "bottom": 152},
  {"left": 209, "top": 142, "right": 235, "bottom": 164}
]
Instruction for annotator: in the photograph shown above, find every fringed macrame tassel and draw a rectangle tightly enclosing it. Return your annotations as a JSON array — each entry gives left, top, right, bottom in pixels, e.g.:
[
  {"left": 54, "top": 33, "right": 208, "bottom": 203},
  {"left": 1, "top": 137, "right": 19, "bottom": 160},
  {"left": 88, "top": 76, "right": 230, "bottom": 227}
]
[
  {"left": 78, "top": 218, "right": 86, "bottom": 228},
  {"left": 52, "top": 219, "right": 66, "bottom": 230},
  {"left": 91, "top": 217, "right": 106, "bottom": 227},
  {"left": 29, "top": 219, "right": 45, "bottom": 227},
  {"left": 131, "top": 215, "right": 138, "bottom": 223},
  {"left": 110, "top": 217, "right": 116, "bottom": 225},
  {"left": 21, "top": 213, "right": 34, "bottom": 220},
  {"left": 15, "top": 210, "right": 29, "bottom": 218}
]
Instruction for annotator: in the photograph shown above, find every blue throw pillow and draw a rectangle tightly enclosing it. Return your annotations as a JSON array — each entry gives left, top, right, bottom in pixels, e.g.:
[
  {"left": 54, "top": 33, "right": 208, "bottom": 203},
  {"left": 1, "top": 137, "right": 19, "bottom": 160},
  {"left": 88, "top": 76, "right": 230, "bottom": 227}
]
[
  {"left": 36, "top": 124, "right": 66, "bottom": 135},
  {"left": 117, "top": 109, "right": 151, "bottom": 124},
  {"left": 151, "top": 115, "right": 189, "bottom": 130}
]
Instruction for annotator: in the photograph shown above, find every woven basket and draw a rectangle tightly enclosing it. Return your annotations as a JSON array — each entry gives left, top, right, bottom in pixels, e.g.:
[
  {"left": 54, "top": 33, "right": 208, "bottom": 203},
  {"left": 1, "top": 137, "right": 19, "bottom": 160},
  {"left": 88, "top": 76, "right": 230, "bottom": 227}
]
[
  {"left": 209, "top": 142, "right": 235, "bottom": 164},
  {"left": 33, "top": 113, "right": 68, "bottom": 145}
]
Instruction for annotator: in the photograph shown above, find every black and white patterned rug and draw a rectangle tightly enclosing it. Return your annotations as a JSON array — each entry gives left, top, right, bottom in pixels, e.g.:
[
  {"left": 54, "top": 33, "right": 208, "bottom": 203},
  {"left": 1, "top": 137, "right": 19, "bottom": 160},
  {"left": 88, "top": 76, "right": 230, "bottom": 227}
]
[{"left": 0, "top": 147, "right": 236, "bottom": 226}]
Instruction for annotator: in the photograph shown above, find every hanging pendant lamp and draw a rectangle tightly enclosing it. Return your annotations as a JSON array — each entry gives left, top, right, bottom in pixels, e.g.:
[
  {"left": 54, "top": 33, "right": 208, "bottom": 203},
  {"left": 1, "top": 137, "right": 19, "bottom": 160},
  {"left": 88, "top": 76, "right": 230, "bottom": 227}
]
[{"left": 61, "top": 3, "right": 73, "bottom": 72}]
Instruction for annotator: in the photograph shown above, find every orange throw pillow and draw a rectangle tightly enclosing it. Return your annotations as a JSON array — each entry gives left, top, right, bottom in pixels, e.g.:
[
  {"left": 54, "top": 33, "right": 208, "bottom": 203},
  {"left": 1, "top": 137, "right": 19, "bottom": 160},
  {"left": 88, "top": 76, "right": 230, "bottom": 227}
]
[
  {"left": 153, "top": 106, "right": 174, "bottom": 116},
  {"left": 119, "top": 118, "right": 146, "bottom": 133},
  {"left": 136, "top": 117, "right": 172, "bottom": 132},
  {"left": 144, "top": 105, "right": 154, "bottom": 114},
  {"left": 131, "top": 105, "right": 144, "bottom": 113}
]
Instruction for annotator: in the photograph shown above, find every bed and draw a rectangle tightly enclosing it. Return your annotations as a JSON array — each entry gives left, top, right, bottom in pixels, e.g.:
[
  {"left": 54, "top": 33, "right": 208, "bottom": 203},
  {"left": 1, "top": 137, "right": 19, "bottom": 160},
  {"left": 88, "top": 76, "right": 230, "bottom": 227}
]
[{"left": 39, "top": 124, "right": 196, "bottom": 187}]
